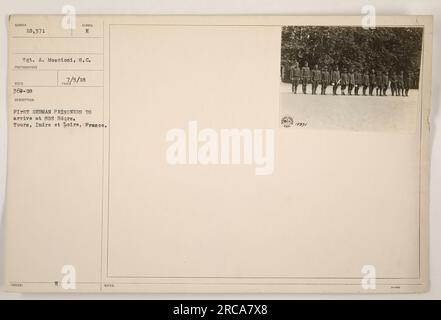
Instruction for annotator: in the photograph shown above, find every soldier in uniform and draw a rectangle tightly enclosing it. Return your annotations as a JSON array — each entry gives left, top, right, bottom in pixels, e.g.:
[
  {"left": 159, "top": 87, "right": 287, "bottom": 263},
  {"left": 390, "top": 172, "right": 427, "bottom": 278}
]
[
  {"left": 290, "top": 62, "right": 301, "bottom": 94},
  {"left": 369, "top": 69, "right": 376, "bottom": 96},
  {"left": 382, "top": 70, "right": 389, "bottom": 96},
  {"left": 354, "top": 68, "right": 363, "bottom": 96},
  {"left": 348, "top": 67, "right": 355, "bottom": 96},
  {"left": 311, "top": 64, "right": 321, "bottom": 95},
  {"left": 412, "top": 72, "right": 418, "bottom": 89},
  {"left": 404, "top": 71, "right": 413, "bottom": 97},
  {"left": 376, "top": 70, "right": 383, "bottom": 96},
  {"left": 391, "top": 71, "right": 398, "bottom": 96},
  {"left": 362, "top": 70, "right": 370, "bottom": 96},
  {"left": 398, "top": 71, "right": 405, "bottom": 96},
  {"left": 321, "top": 66, "right": 330, "bottom": 95},
  {"left": 340, "top": 68, "right": 349, "bottom": 96},
  {"left": 301, "top": 62, "right": 311, "bottom": 94},
  {"left": 331, "top": 66, "right": 341, "bottom": 96}
]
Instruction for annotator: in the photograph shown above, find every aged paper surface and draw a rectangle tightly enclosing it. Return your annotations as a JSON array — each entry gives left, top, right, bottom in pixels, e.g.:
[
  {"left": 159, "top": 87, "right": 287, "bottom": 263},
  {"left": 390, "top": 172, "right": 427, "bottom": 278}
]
[{"left": 5, "top": 15, "right": 432, "bottom": 293}]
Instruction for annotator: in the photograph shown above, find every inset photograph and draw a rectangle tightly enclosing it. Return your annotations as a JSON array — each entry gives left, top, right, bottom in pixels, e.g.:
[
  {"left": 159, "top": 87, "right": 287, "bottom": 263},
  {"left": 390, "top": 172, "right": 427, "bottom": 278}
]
[{"left": 280, "top": 26, "right": 423, "bottom": 131}]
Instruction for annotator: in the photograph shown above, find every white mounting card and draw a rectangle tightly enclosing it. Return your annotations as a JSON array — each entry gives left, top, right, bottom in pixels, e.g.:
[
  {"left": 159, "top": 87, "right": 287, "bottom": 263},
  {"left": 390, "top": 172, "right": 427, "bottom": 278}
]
[{"left": 5, "top": 15, "right": 432, "bottom": 293}]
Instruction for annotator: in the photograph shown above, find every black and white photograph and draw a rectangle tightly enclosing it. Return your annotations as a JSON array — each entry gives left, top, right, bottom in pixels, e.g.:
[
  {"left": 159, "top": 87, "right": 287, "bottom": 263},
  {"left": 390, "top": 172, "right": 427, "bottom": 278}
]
[{"left": 280, "top": 26, "right": 424, "bottom": 131}]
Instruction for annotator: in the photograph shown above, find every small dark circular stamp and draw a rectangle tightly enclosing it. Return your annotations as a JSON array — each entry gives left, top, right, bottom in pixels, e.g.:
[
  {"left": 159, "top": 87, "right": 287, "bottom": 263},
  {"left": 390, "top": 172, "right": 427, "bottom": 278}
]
[{"left": 281, "top": 115, "right": 294, "bottom": 128}]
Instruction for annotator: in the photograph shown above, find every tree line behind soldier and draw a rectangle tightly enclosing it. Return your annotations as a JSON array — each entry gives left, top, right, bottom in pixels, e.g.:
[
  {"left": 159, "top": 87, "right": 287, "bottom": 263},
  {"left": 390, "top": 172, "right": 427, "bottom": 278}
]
[{"left": 288, "top": 62, "right": 416, "bottom": 97}]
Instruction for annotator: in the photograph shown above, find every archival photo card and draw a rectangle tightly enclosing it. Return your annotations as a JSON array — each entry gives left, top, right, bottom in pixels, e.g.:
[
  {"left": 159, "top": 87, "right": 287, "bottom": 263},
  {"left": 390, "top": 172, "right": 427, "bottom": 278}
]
[{"left": 5, "top": 15, "right": 432, "bottom": 293}]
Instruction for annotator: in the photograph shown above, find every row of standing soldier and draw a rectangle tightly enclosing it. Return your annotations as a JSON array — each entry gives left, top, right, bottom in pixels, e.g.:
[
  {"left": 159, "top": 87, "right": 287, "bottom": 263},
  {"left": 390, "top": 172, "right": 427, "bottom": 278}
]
[{"left": 288, "top": 62, "right": 416, "bottom": 97}]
